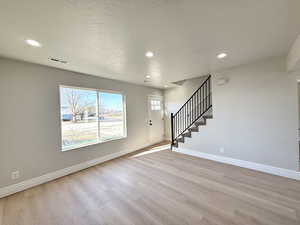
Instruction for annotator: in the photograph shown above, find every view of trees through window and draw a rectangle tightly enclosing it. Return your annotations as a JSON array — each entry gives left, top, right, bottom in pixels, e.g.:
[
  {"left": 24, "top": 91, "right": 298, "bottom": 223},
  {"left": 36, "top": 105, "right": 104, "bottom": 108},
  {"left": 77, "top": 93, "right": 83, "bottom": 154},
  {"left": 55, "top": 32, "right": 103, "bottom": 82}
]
[{"left": 60, "top": 87, "right": 126, "bottom": 151}]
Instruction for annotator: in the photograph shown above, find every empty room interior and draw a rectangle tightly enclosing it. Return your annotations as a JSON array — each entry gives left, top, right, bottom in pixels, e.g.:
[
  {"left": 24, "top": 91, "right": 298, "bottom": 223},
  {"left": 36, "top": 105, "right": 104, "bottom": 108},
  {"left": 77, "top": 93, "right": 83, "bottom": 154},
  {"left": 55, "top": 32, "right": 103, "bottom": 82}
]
[{"left": 1, "top": 0, "right": 300, "bottom": 224}]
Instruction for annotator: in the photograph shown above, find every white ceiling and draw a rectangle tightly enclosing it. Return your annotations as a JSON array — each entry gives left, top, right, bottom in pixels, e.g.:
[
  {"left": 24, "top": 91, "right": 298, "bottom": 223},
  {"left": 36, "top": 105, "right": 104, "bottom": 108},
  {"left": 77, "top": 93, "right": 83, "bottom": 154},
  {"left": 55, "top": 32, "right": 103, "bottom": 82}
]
[{"left": 0, "top": 0, "right": 300, "bottom": 88}]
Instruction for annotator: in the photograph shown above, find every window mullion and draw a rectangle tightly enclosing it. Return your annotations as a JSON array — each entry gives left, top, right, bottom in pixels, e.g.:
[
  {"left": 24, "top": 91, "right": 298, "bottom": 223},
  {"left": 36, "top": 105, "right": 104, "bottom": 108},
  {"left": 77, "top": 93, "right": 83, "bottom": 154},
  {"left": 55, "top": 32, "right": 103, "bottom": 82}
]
[{"left": 123, "top": 95, "right": 126, "bottom": 137}]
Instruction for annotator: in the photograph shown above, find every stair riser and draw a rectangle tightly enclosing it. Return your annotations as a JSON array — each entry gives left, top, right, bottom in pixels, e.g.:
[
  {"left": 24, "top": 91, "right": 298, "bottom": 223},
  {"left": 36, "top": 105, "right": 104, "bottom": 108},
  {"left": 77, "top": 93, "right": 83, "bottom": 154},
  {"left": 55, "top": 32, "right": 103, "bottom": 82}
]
[
  {"left": 183, "top": 132, "right": 192, "bottom": 138},
  {"left": 195, "top": 122, "right": 206, "bottom": 127},
  {"left": 188, "top": 128, "right": 198, "bottom": 132},
  {"left": 177, "top": 139, "right": 184, "bottom": 143}
]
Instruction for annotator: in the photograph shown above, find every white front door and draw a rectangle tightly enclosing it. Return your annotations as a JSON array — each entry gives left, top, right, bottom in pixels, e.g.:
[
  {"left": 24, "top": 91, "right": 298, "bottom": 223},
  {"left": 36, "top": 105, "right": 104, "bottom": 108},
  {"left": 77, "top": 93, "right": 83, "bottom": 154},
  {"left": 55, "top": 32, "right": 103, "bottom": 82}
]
[{"left": 148, "top": 95, "right": 164, "bottom": 143}]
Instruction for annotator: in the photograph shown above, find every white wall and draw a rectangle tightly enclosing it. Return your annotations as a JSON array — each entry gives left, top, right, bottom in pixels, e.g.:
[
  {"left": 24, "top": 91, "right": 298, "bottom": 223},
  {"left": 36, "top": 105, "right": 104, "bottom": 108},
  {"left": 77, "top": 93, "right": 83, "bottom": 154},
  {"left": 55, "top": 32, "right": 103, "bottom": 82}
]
[
  {"left": 288, "top": 34, "right": 300, "bottom": 72},
  {"left": 164, "top": 57, "right": 299, "bottom": 171},
  {"left": 298, "top": 82, "right": 300, "bottom": 128},
  {"left": 0, "top": 58, "right": 163, "bottom": 188}
]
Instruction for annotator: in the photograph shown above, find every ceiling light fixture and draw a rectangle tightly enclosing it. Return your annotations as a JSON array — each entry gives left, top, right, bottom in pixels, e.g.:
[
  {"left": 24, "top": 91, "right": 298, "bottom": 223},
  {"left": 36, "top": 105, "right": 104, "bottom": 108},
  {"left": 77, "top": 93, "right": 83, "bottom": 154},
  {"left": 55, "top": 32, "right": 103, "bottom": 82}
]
[
  {"left": 146, "top": 75, "right": 151, "bottom": 79},
  {"left": 25, "top": 39, "right": 42, "bottom": 47},
  {"left": 217, "top": 53, "right": 227, "bottom": 59},
  {"left": 145, "top": 51, "right": 154, "bottom": 58}
]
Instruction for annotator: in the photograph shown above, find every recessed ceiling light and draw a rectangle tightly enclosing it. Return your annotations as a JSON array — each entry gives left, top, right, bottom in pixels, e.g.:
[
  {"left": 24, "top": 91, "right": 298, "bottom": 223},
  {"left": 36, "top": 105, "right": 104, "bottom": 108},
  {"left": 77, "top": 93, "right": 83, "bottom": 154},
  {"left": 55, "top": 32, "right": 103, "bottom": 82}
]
[
  {"left": 146, "top": 75, "right": 151, "bottom": 79},
  {"left": 217, "top": 53, "right": 227, "bottom": 59},
  {"left": 145, "top": 51, "right": 154, "bottom": 58},
  {"left": 26, "top": 39, "right": 42, "bottom": 47}
]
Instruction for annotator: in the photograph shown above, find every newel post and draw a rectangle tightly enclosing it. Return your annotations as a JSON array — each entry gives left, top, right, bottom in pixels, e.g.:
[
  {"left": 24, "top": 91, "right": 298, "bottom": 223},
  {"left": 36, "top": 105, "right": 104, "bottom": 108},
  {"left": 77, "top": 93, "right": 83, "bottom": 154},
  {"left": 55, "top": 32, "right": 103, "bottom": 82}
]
[{"left": 171, "top": 113, "right": 174, "bottom": 149}]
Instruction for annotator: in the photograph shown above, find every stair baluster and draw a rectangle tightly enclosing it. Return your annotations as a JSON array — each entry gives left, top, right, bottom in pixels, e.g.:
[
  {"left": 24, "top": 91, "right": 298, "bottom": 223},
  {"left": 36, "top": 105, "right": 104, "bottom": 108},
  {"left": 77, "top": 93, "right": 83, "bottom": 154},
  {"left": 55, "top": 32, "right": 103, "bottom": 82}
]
[{"left": 171, "top": 75, "right": 212, "bottom": 148}]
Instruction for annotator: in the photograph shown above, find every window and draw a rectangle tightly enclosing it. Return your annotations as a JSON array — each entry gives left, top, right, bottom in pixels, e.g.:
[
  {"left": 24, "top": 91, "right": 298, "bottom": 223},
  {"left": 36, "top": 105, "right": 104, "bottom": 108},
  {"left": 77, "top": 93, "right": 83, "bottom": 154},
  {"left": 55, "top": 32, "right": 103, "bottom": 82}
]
[
  {"left": 99, "top": 92, "right": 125, "bottom": 142},
  {"left": 60, "top": 86, "right": 126, "bottom": 151},
  {"left": 151, "top": 99, "right": 161, "bottom": 111}
]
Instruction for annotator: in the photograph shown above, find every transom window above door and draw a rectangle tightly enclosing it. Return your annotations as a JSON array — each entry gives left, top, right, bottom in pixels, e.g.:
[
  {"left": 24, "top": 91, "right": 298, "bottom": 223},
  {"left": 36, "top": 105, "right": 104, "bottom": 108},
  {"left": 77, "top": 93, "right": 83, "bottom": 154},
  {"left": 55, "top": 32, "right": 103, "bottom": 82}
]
[{"left": 151, "top": 99, "right": 161, "bottom": 111}]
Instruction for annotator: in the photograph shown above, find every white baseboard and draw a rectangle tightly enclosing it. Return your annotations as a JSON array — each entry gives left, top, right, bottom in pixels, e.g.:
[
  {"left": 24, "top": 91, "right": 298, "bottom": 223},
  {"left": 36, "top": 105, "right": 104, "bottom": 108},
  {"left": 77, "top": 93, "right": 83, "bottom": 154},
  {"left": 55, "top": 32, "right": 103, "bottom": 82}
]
[
  {"left": 174, "top": 148, "right": 300, "bottom": 180},
  {"left": 0, "top": 143, "right": 162, "bottom": 199}
]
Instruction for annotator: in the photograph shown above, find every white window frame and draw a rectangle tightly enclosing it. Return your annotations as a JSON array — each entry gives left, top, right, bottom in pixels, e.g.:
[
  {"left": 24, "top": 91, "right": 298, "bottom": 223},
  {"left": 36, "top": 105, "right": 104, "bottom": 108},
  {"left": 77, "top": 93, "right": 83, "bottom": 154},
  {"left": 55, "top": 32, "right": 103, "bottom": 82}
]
[{"left": 59, "top": 85, "right": 127, "bottom": 151}]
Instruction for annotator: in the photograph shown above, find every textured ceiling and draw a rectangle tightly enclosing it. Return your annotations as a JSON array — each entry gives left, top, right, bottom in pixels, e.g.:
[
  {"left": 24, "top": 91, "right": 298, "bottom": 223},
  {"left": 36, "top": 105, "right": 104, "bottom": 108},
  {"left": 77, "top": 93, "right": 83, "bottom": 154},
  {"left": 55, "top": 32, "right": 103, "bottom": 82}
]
[{"left": 0, "top": 0, "right": 300, "bottom": 88}]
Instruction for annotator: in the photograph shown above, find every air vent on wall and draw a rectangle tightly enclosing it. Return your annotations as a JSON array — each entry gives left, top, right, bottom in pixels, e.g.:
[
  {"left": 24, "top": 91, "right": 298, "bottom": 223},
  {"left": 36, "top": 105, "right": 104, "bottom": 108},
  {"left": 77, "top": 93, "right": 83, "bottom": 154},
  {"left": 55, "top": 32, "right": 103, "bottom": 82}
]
[{"left": 49, "top": 57, "right": 68, "bottom": 64}]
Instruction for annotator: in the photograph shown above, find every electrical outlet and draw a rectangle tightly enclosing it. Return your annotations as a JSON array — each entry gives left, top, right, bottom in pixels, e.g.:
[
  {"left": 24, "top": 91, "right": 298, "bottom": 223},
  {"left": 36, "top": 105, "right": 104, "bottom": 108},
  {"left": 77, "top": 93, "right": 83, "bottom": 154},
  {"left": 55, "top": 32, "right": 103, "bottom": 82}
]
[
  {"left": 11, "top": 171, "right": 20, "bottom": 180},
  {"left": 220, "top": 147, "right": 225, "bottom": 153}
]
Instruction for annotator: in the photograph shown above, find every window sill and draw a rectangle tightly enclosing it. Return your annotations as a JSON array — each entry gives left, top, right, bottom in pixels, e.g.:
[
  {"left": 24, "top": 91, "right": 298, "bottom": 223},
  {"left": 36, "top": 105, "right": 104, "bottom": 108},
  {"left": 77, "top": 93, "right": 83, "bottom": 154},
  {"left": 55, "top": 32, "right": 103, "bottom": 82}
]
[{"left": 61, "top": 136, "right": 127, "bottom": 152}]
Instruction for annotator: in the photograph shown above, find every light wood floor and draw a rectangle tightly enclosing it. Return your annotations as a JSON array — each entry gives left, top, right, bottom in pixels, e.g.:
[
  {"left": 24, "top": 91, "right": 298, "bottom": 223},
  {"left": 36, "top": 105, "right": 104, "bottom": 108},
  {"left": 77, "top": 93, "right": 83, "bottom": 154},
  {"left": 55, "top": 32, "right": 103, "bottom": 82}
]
[{"left": 1, "top": 147, "right": 300, "bottom": 225}]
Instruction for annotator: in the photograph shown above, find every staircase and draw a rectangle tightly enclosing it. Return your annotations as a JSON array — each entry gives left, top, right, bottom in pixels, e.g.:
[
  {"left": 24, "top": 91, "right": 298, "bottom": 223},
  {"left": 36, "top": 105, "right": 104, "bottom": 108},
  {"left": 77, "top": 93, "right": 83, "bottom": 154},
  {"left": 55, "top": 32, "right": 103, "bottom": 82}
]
[{"left": 171, "top": 75, "right": 212, "bottom": 148}]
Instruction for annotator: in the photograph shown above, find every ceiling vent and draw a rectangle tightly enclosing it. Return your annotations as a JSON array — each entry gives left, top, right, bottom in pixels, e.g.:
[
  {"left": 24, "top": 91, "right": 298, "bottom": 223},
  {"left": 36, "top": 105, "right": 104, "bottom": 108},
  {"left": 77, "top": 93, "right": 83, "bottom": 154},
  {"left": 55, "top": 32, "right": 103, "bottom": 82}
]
[{"left": 49, "top": 57, "right": 68, "bottom": 64}]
